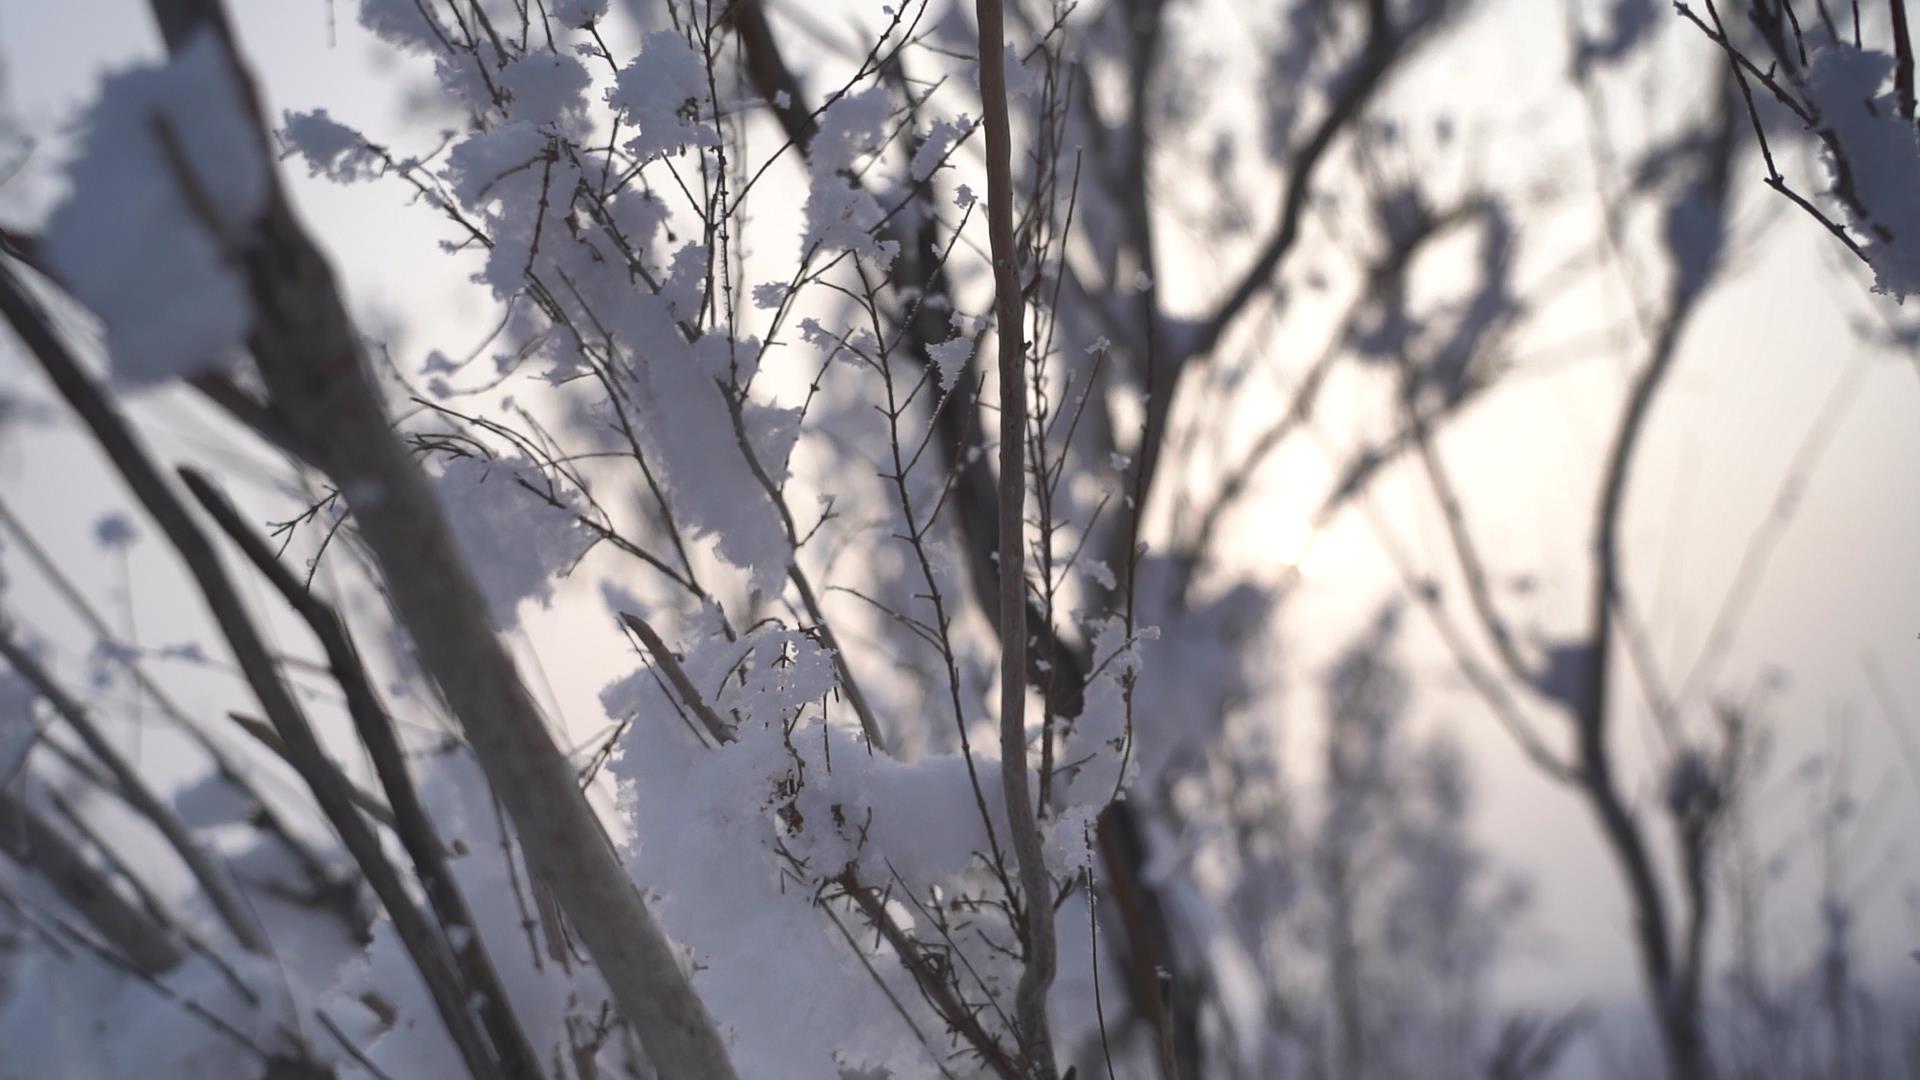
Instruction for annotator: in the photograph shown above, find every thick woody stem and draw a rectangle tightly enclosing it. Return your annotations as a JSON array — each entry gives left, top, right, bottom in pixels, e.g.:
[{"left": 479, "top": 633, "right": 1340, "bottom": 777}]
[{"left": 136, "top": 4, "right": 741, "bottom": 1070}]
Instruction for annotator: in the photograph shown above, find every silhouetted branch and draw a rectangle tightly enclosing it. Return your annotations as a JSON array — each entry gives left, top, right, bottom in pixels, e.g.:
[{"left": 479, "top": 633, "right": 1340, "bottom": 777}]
[
  {"left": 0, "top": 618, "right": 270, "bottom": 956},
  {"left": 184, "top": 468, "right": 545, "bottom": 1080},
  {"left": 0, "top": 260, "right": 509, "bottom": 1080},
  {"left": 0, "top": 784, "right": 185, "bottom": 975}
]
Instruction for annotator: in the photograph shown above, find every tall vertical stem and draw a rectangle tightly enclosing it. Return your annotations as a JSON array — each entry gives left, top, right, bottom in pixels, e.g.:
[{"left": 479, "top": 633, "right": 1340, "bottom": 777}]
[{"left": 974, "top": 3, "right": 1058, "bottom": 1073}]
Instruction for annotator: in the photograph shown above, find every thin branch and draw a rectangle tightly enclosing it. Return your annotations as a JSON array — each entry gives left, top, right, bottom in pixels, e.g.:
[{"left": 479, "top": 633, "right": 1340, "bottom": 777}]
[
  {"left": 0, "top": 622, "right": 271, "bottom": 956},
  {"left": 1187, "top": 0, "right": 1406, "bottom": 362},
  {"left": 617, "top": 611, "right": 734, "bottom": 745},
  {"left": 184, "top": 469, "right": 545, "bottom": 1080},
  {"left": 0, "top": 262, "right": 509, "bottom": 1080},
  {"left": 0, "top": 495, "right": 350, "bottom": 916},
  {"left": 226, "top": 713, "right": 398, "bottom": 831},
  {"left": 0, "top": 784, "right": 186, "bottom": 974},
  {"left": 975, "top": 0, "right": 1058, "bottom": 1072},
  {"left": 836, "top": 869, "right": 1024, "bottom": 1079},
  {"left": 1892, "top": 0, "right": 1915, "bottom": 119}
]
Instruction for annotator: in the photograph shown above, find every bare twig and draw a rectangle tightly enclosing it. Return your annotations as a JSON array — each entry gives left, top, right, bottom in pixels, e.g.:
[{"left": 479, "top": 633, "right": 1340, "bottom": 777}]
[
  {"left": 0, "top": 620, "right": 270, "bottom": 956},
  {"left": 0, "top": 263, "right": 509, "bottom": 1080},
  {"left": 618, "top": 611, "right": 734, "bottom": 745},
  {"left": 185, "top": 469, "right": 545, "bottom": 1080}
]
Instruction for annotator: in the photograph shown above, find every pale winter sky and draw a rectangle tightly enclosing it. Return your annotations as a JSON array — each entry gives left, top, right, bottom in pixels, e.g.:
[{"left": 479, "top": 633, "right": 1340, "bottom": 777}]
[{"left": 0, "top": 0, "right": 1916, "bottom": 1071}]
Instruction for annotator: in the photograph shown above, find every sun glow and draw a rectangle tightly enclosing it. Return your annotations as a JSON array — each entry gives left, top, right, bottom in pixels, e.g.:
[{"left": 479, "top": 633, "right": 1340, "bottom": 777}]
[{"left": 1258, "top": 513, "right": 1349, "bottom": 581}]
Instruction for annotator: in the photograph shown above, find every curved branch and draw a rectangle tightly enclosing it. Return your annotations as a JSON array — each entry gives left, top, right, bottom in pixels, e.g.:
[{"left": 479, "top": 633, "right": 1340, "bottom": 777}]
[{"left": 976, "top": 0, "right": 1059, "bottom": 1071}]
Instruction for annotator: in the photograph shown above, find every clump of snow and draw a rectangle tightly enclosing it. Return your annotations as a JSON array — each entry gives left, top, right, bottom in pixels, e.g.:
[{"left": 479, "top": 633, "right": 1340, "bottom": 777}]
[
  {"left": 359, "top": 0, "right": 448, "bottom": 53},
  {"left": 606, "top": 31, "right": 719, "bottom": 162},
  {"left": 41, "top": 30, "right": 269, "bottom": 390},
  {"left": 597, "top": 595, "right": 1137, "bottom": 1076},
  {"left": 279, "top": 108, "right": 382, "bottom": 182},
  {"left": 602, "top": 619, "right": 1017, "bottom": 1076},
  {"left": 610, "top": 292, "right": 798, "bottom": 593},
  {"left": 92, "top": 513, "right": 136, "bottom": 549},
  {"left": 1044, "top": 804, "right": 1099, "bottom": 877},
  {"left": 442, "top": 123, "right": 551, "bottom": 211},
  {"left": 1806, "top": 46, "right": 1920, "bottom": 299},
  {"left": 438, "top": 121, "right": 586, "bottom": 302},
  {"left": 909, "top": 115, "right": 972, "bottom": 182},
  {"left": 1001, "top": 44, "right": 1043, "bottom": 105},
  {"left": 425, "top": 452, "right": 592, "bottom": 628},
  {"left": 802, "top": 87, "right": 900, "bottom": 269},
  {"left": 926, "top": 334, "right": 972, "bottom": 390},
  {"left": 499, "top": 53, "right": 592, "bottom": 128},
  {"left": 551, "top": 0, "right": 608, "bottom": 27}
]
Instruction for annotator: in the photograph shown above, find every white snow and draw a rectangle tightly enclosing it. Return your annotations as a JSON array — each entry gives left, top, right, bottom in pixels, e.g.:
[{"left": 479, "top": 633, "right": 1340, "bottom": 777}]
[
  {"left": 606, "top": 31, "right": 719, "bottom": 163},
  {"left": 802, "top": 87, "right": 900, "bottom": 269},
  {"left": 909, "top": 115, "right": 971, "bottom": 182},
  {"left": 926, "top": 334, "right": 972, "bottom": 390},
  {"left": 426, "top": 452, "right": 593, "bottom": 629},
  {"left": 279, "top": 109, "right": 381, "bottom": 182},
  {"left": 1806, "top": 46, "right": 1920, "bottom": 298},
  {"left": 41, "top": 30, "right": 269, "bottom": 390},
  {"left": 499, "top": 53, "right": 592, "bottom": 128},
  {"left": 550, "top": 0, "right": 608, "bottom": 28}
]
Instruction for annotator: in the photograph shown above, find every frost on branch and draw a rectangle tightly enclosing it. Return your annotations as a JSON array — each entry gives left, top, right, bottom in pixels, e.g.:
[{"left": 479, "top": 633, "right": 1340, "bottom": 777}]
[
  {"left": 41, "top": 30, "right": 267, "bottom": 389},
  {"left": 926, "top": 333, "right": 973, "bottom": 391},
  {"left": 433, "top": 78, "right": 799, "bottom": 594},
  {"left": 599, "top": 607, "right": 1140, "bottom": 1076},
  {"left": 610, "top": 294, "right": 800, "bottom": 595},
  {"left": 601, "top": 625, "right": 928, "bottom": 1076},
  {"left": 441, "top": 122, "right": 582, "bottom": 302},
  {"left": 1805, "top": 46, "right": 1920, "bottom": 299}
]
